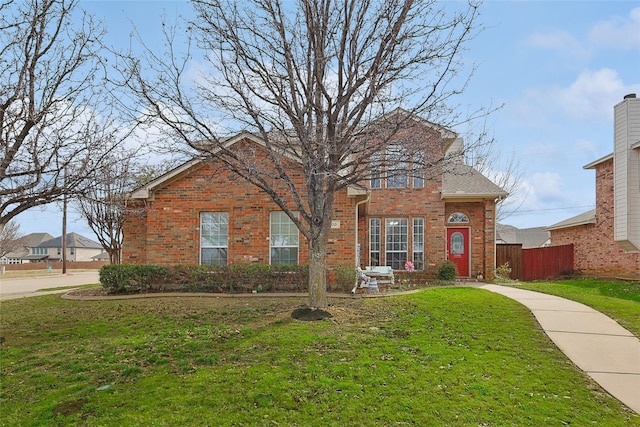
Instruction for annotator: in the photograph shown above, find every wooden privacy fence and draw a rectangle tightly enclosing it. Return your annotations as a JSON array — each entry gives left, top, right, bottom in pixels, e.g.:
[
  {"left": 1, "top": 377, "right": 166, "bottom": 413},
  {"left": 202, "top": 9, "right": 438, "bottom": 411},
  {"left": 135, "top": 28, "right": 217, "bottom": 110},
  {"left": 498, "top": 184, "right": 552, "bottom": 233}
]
[{"left": 496, "top": 244, "right": 574, "bottom": 281}]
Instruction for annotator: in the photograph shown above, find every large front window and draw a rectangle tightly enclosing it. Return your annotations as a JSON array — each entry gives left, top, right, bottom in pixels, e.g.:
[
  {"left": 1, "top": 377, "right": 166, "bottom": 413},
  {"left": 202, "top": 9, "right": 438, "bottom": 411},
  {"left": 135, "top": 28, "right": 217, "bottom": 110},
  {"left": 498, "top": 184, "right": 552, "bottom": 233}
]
[
  {"left": 385, "top": 218, "right": 408, "bottom": 270},
  {"left": 200, "top": 212, "right": 228, "bottom": 266},
  {"left": 270, "top": 211, "right": 299, "bottom": 266}
]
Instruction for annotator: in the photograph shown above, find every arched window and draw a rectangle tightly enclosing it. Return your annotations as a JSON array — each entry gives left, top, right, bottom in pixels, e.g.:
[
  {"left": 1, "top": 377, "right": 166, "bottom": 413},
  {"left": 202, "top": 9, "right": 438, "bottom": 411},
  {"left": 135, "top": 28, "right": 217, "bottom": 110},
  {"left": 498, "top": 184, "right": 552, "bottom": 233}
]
[{"left": 448, "top": 212, "right": 469, "bottom": 223}]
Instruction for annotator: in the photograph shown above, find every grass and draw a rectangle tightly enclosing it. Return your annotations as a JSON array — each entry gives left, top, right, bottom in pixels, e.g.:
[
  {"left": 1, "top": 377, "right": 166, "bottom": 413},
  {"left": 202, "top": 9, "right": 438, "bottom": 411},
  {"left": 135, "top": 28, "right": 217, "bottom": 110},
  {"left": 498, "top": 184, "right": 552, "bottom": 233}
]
[
  {"left": 1, "top": 287, "right": 638, "bottom": 426},
  {"left": 36, "top": 284, "right": 99, "bottom": 292},
  {"left": 514, "top": 278, "right": 640, "bottom": 337}
]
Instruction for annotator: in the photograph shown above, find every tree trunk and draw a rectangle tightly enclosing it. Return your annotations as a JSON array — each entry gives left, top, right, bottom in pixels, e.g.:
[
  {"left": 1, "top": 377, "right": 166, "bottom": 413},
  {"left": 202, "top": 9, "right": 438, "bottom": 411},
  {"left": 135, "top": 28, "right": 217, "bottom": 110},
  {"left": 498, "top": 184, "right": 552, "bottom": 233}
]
[{"left": 307, "top": 229, "right": 330, "bottom": 309}]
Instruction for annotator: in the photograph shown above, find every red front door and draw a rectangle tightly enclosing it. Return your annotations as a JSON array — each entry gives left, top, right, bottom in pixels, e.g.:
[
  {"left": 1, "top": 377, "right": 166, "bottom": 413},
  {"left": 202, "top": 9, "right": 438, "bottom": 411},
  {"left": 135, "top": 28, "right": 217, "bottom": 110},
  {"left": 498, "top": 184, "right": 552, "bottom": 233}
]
[{"left": 447, "top": 228, "right": 469, "bottom": 277}]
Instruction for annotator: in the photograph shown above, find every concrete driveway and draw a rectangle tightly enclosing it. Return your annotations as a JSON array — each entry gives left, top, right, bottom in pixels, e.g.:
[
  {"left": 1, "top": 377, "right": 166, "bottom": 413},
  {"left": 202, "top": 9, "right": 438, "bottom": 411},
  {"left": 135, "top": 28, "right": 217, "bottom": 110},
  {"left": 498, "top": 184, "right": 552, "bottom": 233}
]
[{"left": 0, "top": 271, "right": 100, "bottom": 300}]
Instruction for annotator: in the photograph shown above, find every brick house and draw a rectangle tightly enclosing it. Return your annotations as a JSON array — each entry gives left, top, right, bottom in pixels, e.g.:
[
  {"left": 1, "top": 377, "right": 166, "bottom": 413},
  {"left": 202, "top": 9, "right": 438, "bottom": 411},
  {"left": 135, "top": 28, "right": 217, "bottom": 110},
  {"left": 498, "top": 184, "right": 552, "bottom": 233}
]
[
  {"left": 123, "top": 113, "right": 507, "bottom": 281},
  {"left": 548, "top": 94, "right": 640, "bottom": 278}
]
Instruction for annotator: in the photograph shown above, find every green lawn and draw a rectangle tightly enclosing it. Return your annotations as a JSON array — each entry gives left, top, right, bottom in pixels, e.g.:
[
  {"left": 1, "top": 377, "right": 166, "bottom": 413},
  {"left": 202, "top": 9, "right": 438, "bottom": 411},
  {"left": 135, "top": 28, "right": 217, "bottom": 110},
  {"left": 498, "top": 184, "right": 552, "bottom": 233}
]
[
  {"left": 514, "top": 278, "right": 640, "bottom": 337},
  {"left": 1, "top": 287, "right": 638, "bottom": 426}
]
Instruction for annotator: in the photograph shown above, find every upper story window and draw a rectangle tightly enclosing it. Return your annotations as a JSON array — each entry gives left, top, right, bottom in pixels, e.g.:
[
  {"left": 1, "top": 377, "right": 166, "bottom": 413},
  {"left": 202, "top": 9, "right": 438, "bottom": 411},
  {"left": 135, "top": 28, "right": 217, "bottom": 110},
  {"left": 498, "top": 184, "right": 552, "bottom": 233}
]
[
  {"left": 412, "top": 151, "right": 425, "bottom": 188},
  {"left": 369, "top": 146, "right": 427, "bottom": 189},
  {"left": 385, "top": 147, "right": 408, "bottom": 188},
  {"left": 448, "top": 212, "right": 470, "bottom": 223},
  {"left": 370, "top": 153, "right": 382, "bottom": 189}
]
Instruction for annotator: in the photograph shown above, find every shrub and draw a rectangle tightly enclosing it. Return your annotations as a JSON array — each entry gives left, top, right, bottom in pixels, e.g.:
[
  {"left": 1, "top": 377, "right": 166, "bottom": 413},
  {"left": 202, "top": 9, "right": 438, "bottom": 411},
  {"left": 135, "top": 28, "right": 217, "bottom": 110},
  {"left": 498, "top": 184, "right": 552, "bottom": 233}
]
[
  {"left": 494, "top": 262, "right": 514, "bottom": 283},
  {"left": 334, "top": 265, "right": 357, "bottom": 292},
  {"left": 99, "top": 263, "right": 309, "bottom": 294},
  {"left": 437, "top": 261, "right": 457, "bottom": 282},
  {"left": 100, "top": 264, "right": 169, "bottom": 294}
]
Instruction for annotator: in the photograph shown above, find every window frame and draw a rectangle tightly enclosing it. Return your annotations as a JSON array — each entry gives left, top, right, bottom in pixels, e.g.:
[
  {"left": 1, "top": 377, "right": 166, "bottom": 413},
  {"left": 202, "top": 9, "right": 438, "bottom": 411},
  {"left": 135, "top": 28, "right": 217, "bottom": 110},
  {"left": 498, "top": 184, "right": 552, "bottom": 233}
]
[
  {"left": 200, "top": 212, "right": 229, "bottom": 266},
  {"left": 369, "top": 218, "right": 381, "bottom": 266},
  {"left": 448, "top": 212, "right": 470, "bottom": 223},
  {"left": 412, "top": 217, "right": 425, "bottom": 270},
  {"left": 370, "top": 153, "right": 382, "bottom": 189},
  {"left": 270, "top": 211, "right": 299, "bottom": 266},
  {"left": 385, "top": 218, "right": 408, "bottom": 270}
]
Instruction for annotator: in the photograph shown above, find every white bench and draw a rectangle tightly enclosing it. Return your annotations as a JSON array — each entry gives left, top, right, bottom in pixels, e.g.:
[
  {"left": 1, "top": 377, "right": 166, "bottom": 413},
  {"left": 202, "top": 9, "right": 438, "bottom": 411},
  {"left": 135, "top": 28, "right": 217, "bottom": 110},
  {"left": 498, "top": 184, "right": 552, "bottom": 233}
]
[
  {"left": 362, "top": 266, "right": 395, "bottom": 284},
  {"left": 351, "top": 266, "right": 396, "bottom": 294}
]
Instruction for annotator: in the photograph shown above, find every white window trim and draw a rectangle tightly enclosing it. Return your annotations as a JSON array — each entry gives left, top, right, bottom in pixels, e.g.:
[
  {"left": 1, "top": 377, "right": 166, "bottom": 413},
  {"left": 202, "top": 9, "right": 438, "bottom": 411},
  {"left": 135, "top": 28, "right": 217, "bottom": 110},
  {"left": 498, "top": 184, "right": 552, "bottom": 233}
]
[
  {"left": 385, "top": 218, "right": 408, "bottom": 270},
  {"left": 412, "top": 217, "right": 424, "bottom": 270},
  {"left": 369, "top": 218, "right": 381, "bottom": 266},
  {"left": 200, "top": 212, "right": 229, "bottom": 266},
  {"left": 269, "top": 211, "right": 299, "bottom": 266}
]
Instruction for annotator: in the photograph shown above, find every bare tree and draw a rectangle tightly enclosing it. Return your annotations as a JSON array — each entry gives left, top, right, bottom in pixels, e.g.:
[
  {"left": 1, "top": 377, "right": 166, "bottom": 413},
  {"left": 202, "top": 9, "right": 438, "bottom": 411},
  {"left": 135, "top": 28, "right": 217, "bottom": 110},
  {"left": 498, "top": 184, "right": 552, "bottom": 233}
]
[
  {"left": 0, "top": 220, "right": 22, "bottom": 259},
  {"left": 119, "top": 0, "right": 489, "bottom": 309},
  {"left": 469, "top": 143, "right": 525, "bottom": 223},
  {"left": 0, "top": 0, "right": 123, "bottom": 237},
  {"left": 76, "top": 158, "right": 174, "bottom": 265},
  {"left": 75, "top": 155, "right": 131, "bottom": 265}
]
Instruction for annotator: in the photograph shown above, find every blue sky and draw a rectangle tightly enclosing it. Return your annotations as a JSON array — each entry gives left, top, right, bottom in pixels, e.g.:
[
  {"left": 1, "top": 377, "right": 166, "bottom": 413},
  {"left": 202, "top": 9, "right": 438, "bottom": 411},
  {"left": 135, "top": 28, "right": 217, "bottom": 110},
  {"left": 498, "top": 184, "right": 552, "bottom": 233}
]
[{"left": 15, "top": 0, "right": 640, "bottom": 241}]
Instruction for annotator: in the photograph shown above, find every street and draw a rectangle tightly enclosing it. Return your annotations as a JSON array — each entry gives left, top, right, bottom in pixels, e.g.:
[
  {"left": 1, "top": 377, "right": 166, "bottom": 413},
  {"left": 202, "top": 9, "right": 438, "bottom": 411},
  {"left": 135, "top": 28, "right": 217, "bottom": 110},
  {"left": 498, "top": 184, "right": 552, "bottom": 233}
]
[{"left": 0, "top": 271, "right": 100, "bottom": 300}]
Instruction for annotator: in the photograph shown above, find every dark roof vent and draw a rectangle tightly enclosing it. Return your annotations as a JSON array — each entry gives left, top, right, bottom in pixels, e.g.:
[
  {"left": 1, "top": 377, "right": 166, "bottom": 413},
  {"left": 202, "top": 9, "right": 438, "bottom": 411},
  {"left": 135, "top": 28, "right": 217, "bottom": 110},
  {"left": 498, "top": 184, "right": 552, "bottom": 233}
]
[{"left": 624, "top": 93, "right": 636, "bottom": 99}]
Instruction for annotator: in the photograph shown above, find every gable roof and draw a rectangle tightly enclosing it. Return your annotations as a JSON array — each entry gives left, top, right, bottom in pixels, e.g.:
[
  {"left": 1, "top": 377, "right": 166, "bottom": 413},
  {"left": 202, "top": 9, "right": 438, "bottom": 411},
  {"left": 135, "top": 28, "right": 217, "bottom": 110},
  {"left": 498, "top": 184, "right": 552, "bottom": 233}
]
[
  {"left": 131, "top": 113, "right": 504, "bottom": 201},
  {"left": 19, "top": 232, "right": 54, "bottom": 248},
  {"left": 496, "top": 224, "right": 550, "bottom": 248},
  {"left": 546, "top": 209, "right": 596, "bottom": 231},
  {"left": 374, "top": 108, "right": 460, "bottom": 149},
  {"left": 441, "top": 163, "right": 508, "bottom": 199},
  {"left": 38, "top": 232, "right": 103, "bottom": 249},
  {"left": 2, "top": 233, "right": 55, "bottom": 259}
]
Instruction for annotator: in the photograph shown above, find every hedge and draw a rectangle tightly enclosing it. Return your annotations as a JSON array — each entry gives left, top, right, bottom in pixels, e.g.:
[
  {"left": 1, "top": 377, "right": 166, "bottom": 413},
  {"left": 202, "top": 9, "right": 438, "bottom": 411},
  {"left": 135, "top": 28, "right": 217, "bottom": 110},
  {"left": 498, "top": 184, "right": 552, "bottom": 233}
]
[
  {"left": 99, "top": 264, "right": 311, "bottom": 295},
  {"left": 98, "top": 263, "right": 450, "bottom": 295}
]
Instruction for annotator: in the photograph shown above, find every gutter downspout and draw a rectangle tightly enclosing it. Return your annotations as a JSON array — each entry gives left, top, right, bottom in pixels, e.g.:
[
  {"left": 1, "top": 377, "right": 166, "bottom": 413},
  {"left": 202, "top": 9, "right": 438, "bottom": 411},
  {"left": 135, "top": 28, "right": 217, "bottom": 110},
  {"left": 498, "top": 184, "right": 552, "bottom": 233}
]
[{"left": 353, "top": 193, "right": 371, "bottom": 294}]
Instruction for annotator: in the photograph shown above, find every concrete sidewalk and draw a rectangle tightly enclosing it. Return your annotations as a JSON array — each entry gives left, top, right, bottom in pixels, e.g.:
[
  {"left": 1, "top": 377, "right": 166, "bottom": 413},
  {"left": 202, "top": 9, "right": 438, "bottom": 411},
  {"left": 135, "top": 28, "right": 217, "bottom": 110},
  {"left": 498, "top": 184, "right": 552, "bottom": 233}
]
[{"left": 481, "top": 284, "right": 640, "bottom": 414}]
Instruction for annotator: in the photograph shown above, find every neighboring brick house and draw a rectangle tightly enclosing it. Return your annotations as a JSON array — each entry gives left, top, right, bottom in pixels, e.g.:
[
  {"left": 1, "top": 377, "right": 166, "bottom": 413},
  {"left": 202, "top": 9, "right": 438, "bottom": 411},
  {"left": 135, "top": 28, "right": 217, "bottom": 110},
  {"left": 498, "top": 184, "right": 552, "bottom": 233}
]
[
  {"left": 548, "top": 94, "right": 640, "bottom": 279},
  {"left": 123, "top": 113, "right": 507, "bottom": 280}
]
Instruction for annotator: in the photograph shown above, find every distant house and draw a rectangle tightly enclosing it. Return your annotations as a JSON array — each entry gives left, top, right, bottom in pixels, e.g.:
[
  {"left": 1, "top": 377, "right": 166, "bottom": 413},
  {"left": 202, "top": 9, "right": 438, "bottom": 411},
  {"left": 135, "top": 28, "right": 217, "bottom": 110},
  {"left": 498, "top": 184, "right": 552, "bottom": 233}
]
[
  {"left": 496, "top": 224, "right": 550, "bottom": 248},
  {"left": 91, "top": 251, "right": 110, "bottom": 261},
  {"left": 24, "top": 232, "right": 104, "bottom": 263},
  {"left": 123, "top": 110, "right": 507, "bottom": 280},
  {"left": 1, "top": 233, "right": 54, "bottom": 264},
  {"left": 548, "top": 94, "right": 640, "bottom": 278}
]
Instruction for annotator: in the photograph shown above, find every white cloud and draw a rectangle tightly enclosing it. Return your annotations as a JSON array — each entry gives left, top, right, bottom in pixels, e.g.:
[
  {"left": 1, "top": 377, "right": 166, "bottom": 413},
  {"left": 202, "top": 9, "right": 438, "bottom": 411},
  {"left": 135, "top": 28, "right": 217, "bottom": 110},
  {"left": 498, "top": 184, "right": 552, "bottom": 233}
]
[
  {"left": 515, "top": 68, "right": 640, "bottom": 124},
  {"left": 574, "top": 138, "right": 601, "bottom": 160},
  {"left": 525, "top": 30, "right": 591, "bottom": 59},
  {"left": 589, "top": 7, "right": 640, "bottom": 51},
  {"left": 554, "top": 69, "right": 630, "bottom": 120},
  {"left": 499, "top": 171, "right": 596, "bottom": 227},
  {"left": 527, "top": 172, "right": 566, "bottom": 204}
]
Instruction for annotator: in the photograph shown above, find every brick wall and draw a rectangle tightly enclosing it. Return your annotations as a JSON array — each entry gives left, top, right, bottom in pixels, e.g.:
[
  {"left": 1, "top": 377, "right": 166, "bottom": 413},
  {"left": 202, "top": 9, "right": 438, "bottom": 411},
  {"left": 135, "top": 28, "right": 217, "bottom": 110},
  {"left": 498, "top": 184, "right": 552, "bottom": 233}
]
[
  {"left": 123, "top": 153, "right": 357, "bottom": 269},
  {"left": 551, "top": 159, "right": 640, "bottom": 278},
  {"left": 445, "top": 200, "right": 498, "bottom": 281},
  {"left": 123, "top": 135, "right": 500, "bottom": 280}
]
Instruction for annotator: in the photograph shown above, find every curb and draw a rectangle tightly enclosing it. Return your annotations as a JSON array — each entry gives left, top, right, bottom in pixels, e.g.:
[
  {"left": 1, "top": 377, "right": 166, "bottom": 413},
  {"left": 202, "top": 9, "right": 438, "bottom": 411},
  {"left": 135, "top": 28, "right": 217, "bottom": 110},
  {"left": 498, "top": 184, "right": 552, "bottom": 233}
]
[{"left": 61, "top": 287, "right": 430, "bottom": 301}]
